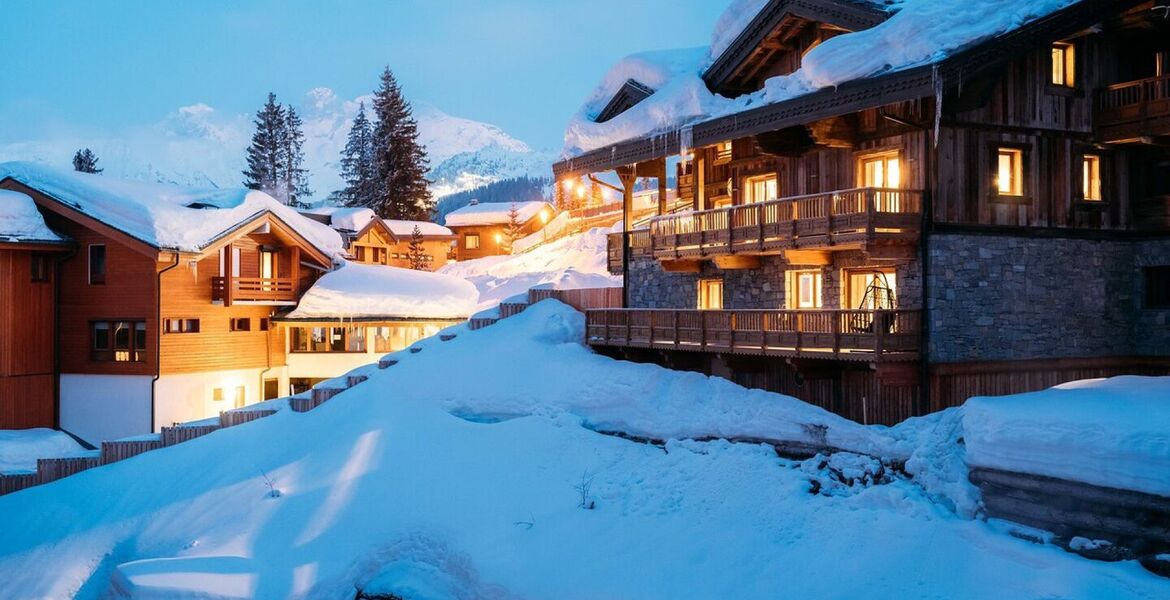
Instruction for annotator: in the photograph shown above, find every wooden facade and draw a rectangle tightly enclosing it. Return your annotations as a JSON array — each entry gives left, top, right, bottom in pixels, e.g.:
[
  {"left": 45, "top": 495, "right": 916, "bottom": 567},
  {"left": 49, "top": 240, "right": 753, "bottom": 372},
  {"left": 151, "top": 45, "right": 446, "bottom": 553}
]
[
  {"left": 558, "top": 0, "right": 1170, "bottom": 424},
  {"left": 449, "top": 212, "right": 550, "bottom": 261},
  {"left": 0, "top": 243, "right": 66, "bottom": 428},
  {"left": 337, "top": 218, "right": 455, "bottom": 270}
]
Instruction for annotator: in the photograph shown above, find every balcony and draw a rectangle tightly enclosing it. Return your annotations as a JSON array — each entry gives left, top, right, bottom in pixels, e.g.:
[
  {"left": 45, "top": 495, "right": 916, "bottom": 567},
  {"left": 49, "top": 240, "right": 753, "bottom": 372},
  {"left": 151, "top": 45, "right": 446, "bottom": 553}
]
[
  {"left": 586, "top": 308, "right": 921, "bottom": 362},
  {"left": 1097, "top": 75, "right": 1170, "bottom": 143},
  {"left": 211, "top": 277, "right": 298, "bottom": 305}
]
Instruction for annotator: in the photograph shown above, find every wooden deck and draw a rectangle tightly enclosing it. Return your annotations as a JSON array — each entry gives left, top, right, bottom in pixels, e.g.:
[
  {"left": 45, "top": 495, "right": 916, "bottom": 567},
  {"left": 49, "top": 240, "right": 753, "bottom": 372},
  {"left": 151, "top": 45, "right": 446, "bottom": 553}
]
[
  {"left": 586, "top": 308, "right": 921, "bottom": 362},
  {"left": 1098, "top": 75, "right": 1170, "bottom": 143}
]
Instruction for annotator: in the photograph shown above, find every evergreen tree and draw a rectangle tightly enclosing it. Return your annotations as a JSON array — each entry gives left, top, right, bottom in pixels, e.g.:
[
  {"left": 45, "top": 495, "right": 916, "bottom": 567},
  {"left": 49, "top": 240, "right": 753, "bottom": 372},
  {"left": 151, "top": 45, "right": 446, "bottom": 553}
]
[
  {"left": 370, "top": 67, "right": 433, "bottom": 220},
  {"left": 337, "top": 101, "right": 376, "bottom": 207},
  {"left": 242, "top": 93, "right": 286, "bottom": 200},
  {"left": 407, "top": 225, "right": 429, "bottom": 270},
  {"left": 72, "top": 148, "right": 103, "bottom": 174},
  {"left": 282, "top": 106, "right": 312, "bottom": 207},
  {"left": 503, "top": 202, "right": 523, "bottom": 254}
]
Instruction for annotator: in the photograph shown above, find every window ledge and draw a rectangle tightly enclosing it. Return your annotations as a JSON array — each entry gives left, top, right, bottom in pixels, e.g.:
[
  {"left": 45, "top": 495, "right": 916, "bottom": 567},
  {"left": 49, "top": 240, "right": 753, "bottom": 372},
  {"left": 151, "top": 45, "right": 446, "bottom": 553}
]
[
  {"left": 1073, "top": 200, "right": 1108, "bottom": 210},
  {"left": 988, "top": 195, "right": 1032, "bottom": 206},
  {"left": 1044, "top": 84, "right": 1082, "bottom": 98}
]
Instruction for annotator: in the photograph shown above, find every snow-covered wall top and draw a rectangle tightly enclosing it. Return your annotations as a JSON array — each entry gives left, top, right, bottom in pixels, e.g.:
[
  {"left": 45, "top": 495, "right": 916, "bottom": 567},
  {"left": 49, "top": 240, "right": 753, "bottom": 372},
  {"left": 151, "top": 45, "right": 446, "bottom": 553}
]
[
  {"left": 383, "top": 219, "right": 454, "bottom": 238},
  {"left": 0, "top": 161, "right": 344, "bottom": 257},
  {"left": 286, "top": 261, "right": 478, "bottom": 321},
  {"left": 443, "top": 200, "right": 554, "bottom": 227},
  {"left": 563, "top": 0, "right": 1077, "bottom": 157},
  {"left": 0, "top": 189, "right": 65, "bottom": 244}
]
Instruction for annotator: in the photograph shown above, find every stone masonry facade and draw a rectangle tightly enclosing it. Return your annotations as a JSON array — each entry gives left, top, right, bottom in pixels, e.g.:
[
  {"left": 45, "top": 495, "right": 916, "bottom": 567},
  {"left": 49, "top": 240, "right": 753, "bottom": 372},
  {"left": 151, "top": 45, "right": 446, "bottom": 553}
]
[{"left": 927, "top": 233, "right": 1170, "bottom": 362}]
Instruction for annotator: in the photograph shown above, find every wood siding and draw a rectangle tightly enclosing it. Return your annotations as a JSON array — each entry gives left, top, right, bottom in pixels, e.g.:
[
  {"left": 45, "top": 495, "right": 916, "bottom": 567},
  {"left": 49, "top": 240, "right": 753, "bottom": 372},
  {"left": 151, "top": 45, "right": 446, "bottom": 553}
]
[
  {"left": 0, "top": 248, "right": 57, "bottom": 428},
  {"left": 450, "top": 217, "right": 545, "bottom": 261}
]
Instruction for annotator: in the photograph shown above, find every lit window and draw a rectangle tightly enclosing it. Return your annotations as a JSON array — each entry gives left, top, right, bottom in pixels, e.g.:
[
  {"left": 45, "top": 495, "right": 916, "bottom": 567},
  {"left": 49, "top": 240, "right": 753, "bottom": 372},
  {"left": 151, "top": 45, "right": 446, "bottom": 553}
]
[
  {"left": 861, "top": 154, "right": 901, "bottom": 189},
  {"left": 847, "top": 270, "right": 897, "bottom": 310},
  {"left": 1051, "top": 42, "right": 1075, "bottom": 87},
  {"left": 743, "top": 175, "right": 778, "bottom": 203},
  {"left": 465, "top": 234, "right": 480, "bottom": 250},
  {"left": 212, "top": 388, "right": 224, "bottom": 402},
  {"left": 788, "top": 271, "right": 823, "bottom": 309},
  {"left": 697, "top": 279, "right": 723, "bottom": 310},
  {"left": 996, "top": 148, "right": 1024, "bottom": 196},
  {"left": 714, "top": 141, "right": 733, "bottom": 164},
  {"left": 1082, "top": 155, "right": 1102, "bottom": 201}
]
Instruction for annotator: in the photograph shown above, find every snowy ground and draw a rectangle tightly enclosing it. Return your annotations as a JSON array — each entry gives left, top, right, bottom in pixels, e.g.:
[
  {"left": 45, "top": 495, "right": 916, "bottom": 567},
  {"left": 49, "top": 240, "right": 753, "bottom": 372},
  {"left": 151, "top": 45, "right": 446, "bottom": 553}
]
[
  {"left": 438, "top": 227, "right": 619, "bottom": 310},
  {"left": 0, "top": 301, "right": 1166, "bottom": 599},
  {"left": 0, "top": 429, "right": 86, "bottom": 474}
]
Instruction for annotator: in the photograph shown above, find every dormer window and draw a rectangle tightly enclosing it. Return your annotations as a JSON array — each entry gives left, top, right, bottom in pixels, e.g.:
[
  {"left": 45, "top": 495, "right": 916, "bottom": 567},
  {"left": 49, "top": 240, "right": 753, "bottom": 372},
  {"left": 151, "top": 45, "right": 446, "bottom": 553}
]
[{"left": 1051, "top": 42, "right": 1075, "bottom": 87}]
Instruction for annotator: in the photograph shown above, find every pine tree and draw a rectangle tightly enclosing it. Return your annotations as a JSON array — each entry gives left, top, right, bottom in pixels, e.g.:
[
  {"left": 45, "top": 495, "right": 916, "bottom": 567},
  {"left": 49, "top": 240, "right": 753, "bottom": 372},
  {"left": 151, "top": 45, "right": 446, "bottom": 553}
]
[
  {"left": 243, "top": 93, "right": 286, "bottom": 200},
  {"left": 72, "top": 148, "right": 103, "bottom": 174},
  {"left": 503, "top": 202, "right": 523, "bottom": 254},
  {"left": 407, "top": 225, "right": 429, "bottom": 270},
  {"left": 337, "top": 101, "right": 376, "bottom": 207},
  {"left": 282, "top": 106, "right": 312, "bottom": 207},
  {"left": 370, "top": 67, "right": 433, "bottom": 220}
]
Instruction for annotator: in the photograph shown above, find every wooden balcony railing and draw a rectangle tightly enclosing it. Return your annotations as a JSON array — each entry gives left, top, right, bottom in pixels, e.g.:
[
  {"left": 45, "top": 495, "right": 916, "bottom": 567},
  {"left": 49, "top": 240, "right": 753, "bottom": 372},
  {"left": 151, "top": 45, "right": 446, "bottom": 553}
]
[
  {"left": 606, "top": 229, "right": 653, "bottom": 274},
  {"left": 586, "top": 308, "right": 921, "bottom": 362},
  {"left": 1097, "top": 75, "right": 1170, "bottom": 141},
  {"left": 649, "top": 187, "right": 921, "bottom": 259},
  {"left": 211, "top": 276, "right": 298, "bottom": 304}
]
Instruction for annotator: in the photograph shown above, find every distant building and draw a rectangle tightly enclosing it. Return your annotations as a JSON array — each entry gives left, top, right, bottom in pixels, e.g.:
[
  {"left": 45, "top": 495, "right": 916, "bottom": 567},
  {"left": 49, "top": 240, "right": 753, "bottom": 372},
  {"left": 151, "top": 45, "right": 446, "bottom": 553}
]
[
  {"left": 302, "top": 207, "right": 456, "bottom": 269},
  {"left": 444, "top": 199, "right": 557, "bottom": 260}
]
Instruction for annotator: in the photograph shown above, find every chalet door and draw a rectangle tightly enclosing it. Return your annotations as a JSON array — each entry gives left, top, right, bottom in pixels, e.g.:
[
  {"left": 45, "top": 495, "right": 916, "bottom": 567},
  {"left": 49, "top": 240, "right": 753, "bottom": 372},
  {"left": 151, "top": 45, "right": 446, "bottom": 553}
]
[
  {"left": 260, "top": 250, "right": 276, "bottom": 291},
  {"left": 860, "top": 154, "right": 901, "bottom": 211}
]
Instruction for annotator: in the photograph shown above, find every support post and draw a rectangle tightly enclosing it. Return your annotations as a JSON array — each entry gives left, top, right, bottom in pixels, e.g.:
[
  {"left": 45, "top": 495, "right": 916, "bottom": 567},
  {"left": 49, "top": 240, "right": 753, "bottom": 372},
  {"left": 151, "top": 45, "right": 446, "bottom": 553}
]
[
  {"left": 224, "top": 241, "right": 234, "bottom": 307},
  {"left": 617, "top": 165, "right": 638, "bottom": 309}
]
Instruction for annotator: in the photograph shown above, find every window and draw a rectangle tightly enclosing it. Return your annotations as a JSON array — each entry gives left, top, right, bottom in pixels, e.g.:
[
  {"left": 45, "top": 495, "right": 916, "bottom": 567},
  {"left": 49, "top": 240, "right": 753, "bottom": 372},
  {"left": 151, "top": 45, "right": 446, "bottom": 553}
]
[
  {"left": 847, "top": 270, "right": 897, "bottom": 310},
  {"left": 212, "top": 387, "right": 224, "bottom": 402},
  {"left": 88, "top": 244, "right": 106, "bottom": 285},
  {"left": 91, "top": 320, "right": 147, "bottom": 362},
  {"left": 260, "top": 250, "right": 276, "bottom": 280},
  {"left": 995, "top": 148, "right": 1025, "bottom": 197},
  {"left": 743, "top": 175, "right": 778, "bottom": 204},
  {"left": 860, "top": 154, "right": 901, "bottom": 189},
  {"left": 290, "top": 326, "right": 366, "bottom": 353},
  {"left": 714, "top": 141, "right": 733, "bottom": 164},
  {"left": 1082, "top": 154, "right": 1102, "bottom": 201},
  {"left": 787, "top": 271, "right": 823, "bottom": 309},
  {"left": 464, "top": 234, "right": 480, "bottom": 250},
  {"left": 230, "top": 318, "right": 251, "bottom": 332},
  {"left": 164, "top": 318, "right": 200, "bottom": 334},
  {"left": 1051, "top": 42, "right": 1075, "bottom": 87},
  {"left": 30, "top": 254, "right": 49, "bottom": 283},
  {"left": 233, "top": 386, "right": 246, "bottom": 409},
  {"left": 697, "top": 279, "right": 723, "bottom": 310},
  {"left": 259, "top": 318, "right": 270, "bottom": 332},
  {"left": 1145, "top": 267, "right": 1170, "bottom": 309}
]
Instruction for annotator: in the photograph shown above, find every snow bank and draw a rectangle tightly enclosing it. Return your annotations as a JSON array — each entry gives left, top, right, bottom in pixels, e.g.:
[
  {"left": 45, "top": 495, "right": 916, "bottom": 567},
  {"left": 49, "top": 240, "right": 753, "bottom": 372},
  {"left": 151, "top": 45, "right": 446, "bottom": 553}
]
[
  {"left": 0, "top": 162, "right": 344, "bottom": 257},
  {"left": 383, "top": 219, "right": 453, "bottom": 238},
  {"left": 0, "top": 189, "right": 64, "bottom": 243},
  {"left": 563, "top": 0, "right": 1075, "bottom": 157},
  {"left": 964, "top": 376, "right": 1170, "bottom": 497},
  {"left": 284, "top": 262, "right": 478, "bottom": 320},
  {"left": 0, "top": 429, "right": 86, "bottom": 474},
  {"left": 511, "top": 209, "right": 572, "bottom": 254},
  {"left": 442, "top": 200, "right": 553, "bottom": 227},
  {"left": 439, "top": 227, "right": 619, "bottom": 309},
  {"left": 1, "top": 301, "right": 1166, "bottom": 599}
]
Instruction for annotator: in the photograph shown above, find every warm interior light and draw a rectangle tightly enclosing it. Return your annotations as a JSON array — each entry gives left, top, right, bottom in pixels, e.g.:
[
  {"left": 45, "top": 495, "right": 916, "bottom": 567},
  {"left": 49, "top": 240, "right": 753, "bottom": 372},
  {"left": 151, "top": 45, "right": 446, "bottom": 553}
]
[
  {"left": 540, "top": 209, "right": 550, "bottom": 223},
  {"left": 494, "top": 232, "right": 503, "bottom": 244},
  {"left": 575, "top": 184, "right": 586, "bottom": 199}
]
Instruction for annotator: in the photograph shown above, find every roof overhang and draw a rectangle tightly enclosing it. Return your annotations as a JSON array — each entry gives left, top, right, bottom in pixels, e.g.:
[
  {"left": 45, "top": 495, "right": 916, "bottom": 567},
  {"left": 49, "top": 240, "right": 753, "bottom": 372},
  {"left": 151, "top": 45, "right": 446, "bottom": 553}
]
[
  {"left": 553, "top": 0, "right": 1140, "bottom": 179},
  {"left": 190, "top": 210, "right": 336, "bottom": 269},
  {"left": 596, "top": 79, "right": 657, "bottom": 123}
]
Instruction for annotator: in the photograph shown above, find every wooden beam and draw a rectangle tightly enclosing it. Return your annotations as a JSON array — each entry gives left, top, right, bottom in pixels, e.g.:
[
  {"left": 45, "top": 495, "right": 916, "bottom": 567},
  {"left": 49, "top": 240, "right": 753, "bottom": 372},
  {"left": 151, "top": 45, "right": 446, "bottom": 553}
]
[
  {"left": 863, "top": 244, "right": 918, "bottom": 262},
  {"left": 783, "top": 249, "right": 832, "bottom": 266},
  {"left": 223, "top": 241, "right": 233, "bottom": 307},
  {"left": 712, "top": 255, "right": 761, "bottom": 270},
  {"left": 661, "top": 259, "right": 702, "bottom": 273}
]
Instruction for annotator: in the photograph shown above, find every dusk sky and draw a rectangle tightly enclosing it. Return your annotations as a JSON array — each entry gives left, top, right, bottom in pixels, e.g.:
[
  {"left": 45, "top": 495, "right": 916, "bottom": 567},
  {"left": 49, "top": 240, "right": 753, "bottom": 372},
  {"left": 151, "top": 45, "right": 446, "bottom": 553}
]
[{"left": 0, "top": 0, "right": 726, "bottom": 150}]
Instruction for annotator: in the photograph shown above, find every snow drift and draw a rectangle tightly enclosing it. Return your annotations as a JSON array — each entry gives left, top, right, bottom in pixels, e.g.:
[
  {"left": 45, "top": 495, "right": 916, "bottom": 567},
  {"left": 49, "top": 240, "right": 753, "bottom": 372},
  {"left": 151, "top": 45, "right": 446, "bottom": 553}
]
[{"left": 284, "top": 262, "right": 478, "bottom": 321}]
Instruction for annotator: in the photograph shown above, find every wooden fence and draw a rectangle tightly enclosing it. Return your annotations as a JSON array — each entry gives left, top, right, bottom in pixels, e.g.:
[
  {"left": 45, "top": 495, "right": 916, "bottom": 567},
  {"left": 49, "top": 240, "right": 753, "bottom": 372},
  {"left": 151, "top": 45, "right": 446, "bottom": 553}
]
[{"left": 528, "top": 287, "right": 623, "bottom": 312}]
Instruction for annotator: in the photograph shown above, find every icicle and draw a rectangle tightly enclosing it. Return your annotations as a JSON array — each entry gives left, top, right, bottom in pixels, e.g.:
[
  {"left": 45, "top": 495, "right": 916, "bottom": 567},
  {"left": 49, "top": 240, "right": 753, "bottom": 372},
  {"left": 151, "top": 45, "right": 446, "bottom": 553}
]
[{"left": 932, "top": 64, "right": 943, "bottom": 149}]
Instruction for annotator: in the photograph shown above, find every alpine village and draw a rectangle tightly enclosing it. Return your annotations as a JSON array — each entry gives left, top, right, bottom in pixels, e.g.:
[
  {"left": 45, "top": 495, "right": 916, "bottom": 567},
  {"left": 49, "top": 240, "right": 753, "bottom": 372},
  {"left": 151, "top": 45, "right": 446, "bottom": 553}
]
[{"left": 0, "top": 1, "right": 1169, "bottom": 598}]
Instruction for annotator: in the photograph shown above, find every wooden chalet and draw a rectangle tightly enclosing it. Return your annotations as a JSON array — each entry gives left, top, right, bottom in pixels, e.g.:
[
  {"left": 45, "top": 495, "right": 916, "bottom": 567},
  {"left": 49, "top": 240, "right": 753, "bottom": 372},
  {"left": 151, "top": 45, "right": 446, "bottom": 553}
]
[
  {"left": 553, "top": 0, "right": 1170, "bottom": 424},
  {"left": 445, "top": 200, "right": 557, "bottom": 260},
  {"left": 0, "top": 164, "right": 342, "bottom": 443},
  {"left": 302, "top": 207, "right": 457, "bottom": 269}
]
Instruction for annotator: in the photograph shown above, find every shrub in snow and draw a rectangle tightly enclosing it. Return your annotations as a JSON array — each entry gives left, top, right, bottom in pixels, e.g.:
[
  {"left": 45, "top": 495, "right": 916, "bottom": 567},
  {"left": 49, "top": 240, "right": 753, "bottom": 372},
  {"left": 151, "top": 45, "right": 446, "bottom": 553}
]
[
  {"left": 575, "top": 470, "right": 597, "bottom": 510},
  {"left": 799, "top": 452, "right": 892, "bottom": 497}
]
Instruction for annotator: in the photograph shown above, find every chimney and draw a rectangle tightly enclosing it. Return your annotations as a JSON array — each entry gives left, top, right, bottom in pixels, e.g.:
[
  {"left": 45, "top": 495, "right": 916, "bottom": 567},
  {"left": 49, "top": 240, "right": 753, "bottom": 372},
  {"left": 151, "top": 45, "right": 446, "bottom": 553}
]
[{"left": 469, "top": 198, "right": 479, "bottom": 206}]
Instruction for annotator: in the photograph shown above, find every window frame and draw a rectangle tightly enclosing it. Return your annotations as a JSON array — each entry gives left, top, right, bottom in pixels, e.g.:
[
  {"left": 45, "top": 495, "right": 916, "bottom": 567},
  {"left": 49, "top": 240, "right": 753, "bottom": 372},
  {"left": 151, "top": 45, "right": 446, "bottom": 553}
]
[
  {"left": 91, "top": 319, "right": 147, "bottom": 362},
  {"left": 464, "top": 233, "right": 480, "bottom": 250},
  {"left": 697, "top": 279, "right": 724, "bottom": 310},
  {"left": 742, "top": 174, "right": 778, "bottom": 204},
  {"left": 990, "top": 145, "right": 1029, "bottom": 202},
  {"left": 230, "top": 317, "right": 251, "bottom": 332},
  {"left": 858, "top": 151, "right": 902, "bottom": 189},
  {"left": 1050, "top": 42, "right": 1076, "bottom": 88},
  {"left": 289, "top": 325, "right": 368, "bottom": 353},
  {"left": 88, "top": 244, "right": 107, "bottom": 285},
  {"left": 713, "top": 141, "right": 733, "bottom": 165},
  {"left": 164, "top": 318, "right": 201, "bottom": 334},
  {"left": 787, "top": 270, "right": 823, "bottom": 310},
  {"left": 1080, "top": 153, "right": 1104, "bottom": 203}
]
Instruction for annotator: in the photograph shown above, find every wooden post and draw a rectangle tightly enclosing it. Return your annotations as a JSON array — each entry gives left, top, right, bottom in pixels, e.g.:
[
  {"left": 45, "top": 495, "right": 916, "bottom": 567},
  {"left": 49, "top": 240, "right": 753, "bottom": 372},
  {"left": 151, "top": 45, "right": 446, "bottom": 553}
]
[
  {"left": 657, "top": 160, "right": 668, "bottom": 216},
  {"left": 223, "top": 241, "right": 233, "bottom": 307},
  {"left": 617, "top": 165, "right": 638, "bottom": 309},
  {"left": 290, "top": 245, "right": 301, "bottom": 296},
  {"left": 758, "top": 202, "right": 765, "bottom": 252},
  {"left": 875, "top": 310, "right": 886, "bottom": 358}
]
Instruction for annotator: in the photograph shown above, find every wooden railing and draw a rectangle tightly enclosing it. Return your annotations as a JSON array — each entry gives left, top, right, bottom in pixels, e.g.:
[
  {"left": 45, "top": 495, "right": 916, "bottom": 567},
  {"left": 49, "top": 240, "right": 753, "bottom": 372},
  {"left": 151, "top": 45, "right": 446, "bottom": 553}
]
[
  {"left": 586, "top": 308, "right": 921, "bottom": 361},
  {"left": 1097, "top": 75, "right": 1170, "bottom": 139},
  {"left": 528, "top": 287, "right": 622, "bottom": 311},
  {"left": 606, "top": 229, "right": 653, "bottom": 274},
  {"left": 649, "top": 187, "right": 921, "bottom": 259},
  {"left": 211, "top": 277, "right": 297, "bottom": 303}
]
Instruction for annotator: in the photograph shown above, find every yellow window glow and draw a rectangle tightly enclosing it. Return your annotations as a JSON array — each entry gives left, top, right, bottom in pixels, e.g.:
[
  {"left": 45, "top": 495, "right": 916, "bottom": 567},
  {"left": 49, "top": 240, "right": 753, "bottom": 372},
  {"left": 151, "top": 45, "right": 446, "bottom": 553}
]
[
  {"left": 787, "top": 270, "right": 823, "bottom": 309},
  {"left": 697, "top": 279, "right": 723, "bottom": 310},
  {"left": 743, "top": 175, "right": 778, "bottom": 203},
  {"left": 1051, "top": 43, "right": 1075, "bottom": 87},
  {"left": 1083, "top": 155, "right": 1102, "bottom": 201},
  {"left": 996, "top": 148, "right": 1024, "bottom": 196},
  {"left": 861, "top": 154, "right": 900, "bottom": 189}
]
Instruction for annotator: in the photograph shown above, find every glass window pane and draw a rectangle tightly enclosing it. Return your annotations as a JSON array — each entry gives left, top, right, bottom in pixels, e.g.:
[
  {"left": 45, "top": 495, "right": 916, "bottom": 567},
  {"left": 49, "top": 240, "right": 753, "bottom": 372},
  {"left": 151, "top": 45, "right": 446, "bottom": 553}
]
[{"left": 93, "top": 322, "right": 109, "bottom": 350}]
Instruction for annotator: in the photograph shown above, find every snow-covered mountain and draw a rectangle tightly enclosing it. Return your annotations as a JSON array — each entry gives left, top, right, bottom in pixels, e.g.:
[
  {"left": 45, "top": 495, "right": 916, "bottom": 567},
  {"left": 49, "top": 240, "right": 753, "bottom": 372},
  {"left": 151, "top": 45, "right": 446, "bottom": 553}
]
[{"left": 0, "top": 88, "right": 553, "bottom": 202}]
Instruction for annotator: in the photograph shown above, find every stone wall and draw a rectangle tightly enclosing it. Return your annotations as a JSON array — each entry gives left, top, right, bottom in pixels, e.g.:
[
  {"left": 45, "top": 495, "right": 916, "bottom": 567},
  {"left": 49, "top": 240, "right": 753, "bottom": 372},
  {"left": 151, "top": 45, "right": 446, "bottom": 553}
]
[{"left": 927, "top": 233, "right": 1170, "bottom": 362}]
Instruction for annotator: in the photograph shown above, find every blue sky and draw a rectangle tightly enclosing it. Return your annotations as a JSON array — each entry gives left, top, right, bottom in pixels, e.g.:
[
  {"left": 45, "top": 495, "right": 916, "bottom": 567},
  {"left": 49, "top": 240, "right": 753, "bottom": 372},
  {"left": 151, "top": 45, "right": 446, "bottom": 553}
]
[{"left": 0, "top": 0, "right": 725, "bottom": 150}]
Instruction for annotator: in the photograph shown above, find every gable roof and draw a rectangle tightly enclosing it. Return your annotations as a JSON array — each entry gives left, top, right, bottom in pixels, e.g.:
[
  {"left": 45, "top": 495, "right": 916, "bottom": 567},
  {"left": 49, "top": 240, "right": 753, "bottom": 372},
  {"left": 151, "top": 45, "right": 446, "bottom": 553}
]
[
  {"left": 383, "top": 219, "right": 455, "bottom": 239},
  {"left": 0, "top": 162, "right": 344, "bottom": 260},
  {"left": 443, "top": 201, "right": 555, "bottom": 228},
  {"left": 0, "top": 189, "right": 67, "bottom": 245},
  {"left": 555, "top": 0, "right": 1133, "bottom": 177}
]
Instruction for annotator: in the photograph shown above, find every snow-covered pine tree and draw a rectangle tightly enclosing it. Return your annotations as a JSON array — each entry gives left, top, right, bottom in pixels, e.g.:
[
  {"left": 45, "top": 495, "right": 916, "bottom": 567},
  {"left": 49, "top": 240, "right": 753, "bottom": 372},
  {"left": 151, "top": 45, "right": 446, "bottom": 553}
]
[
  {"left": 242, "top": 93, "right": 286, "bottom": 200},
  {"left": 72, "top": 148, "right": 103, "bottom": 174},
  {"left": 503, "top": 202, "right": 523, "bottom": 254},
  {"left": 407, "top": 225, "right": 428, "bottom": 270},
  {"left": 282, "top": 106, "right": 312, "bottom": 207},
  {"left": 370, "top": 67, "right": 434, "bottom": 220},
  {"left": 337, "top": 101, "right": 376, "bottom": 208}
]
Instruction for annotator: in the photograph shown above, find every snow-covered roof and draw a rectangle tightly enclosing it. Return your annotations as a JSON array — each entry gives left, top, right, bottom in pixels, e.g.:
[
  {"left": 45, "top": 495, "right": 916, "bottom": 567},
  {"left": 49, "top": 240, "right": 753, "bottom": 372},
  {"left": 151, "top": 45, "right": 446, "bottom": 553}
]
[
  {"left": 443, "top": 201, "right": 554, "bottom": 228},
  {"left": 0, "top": 189, "right": 66, "bottom": 244},
  {"left": 0, "top": 161, "right": 344, "bottom": 258},
  {"left": 383, "top": 219, "right": 454, "bottom": 238},
  {"left": 563, "top": 0, "right": 1078, "bottom": 157},
  {"left": 308, "top": 206, "right": 379, "bottom": 233},
  {"left": 283, "top": 261, "right": 478, "bottom": 321}
]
